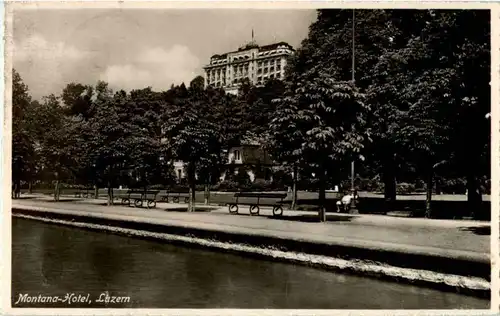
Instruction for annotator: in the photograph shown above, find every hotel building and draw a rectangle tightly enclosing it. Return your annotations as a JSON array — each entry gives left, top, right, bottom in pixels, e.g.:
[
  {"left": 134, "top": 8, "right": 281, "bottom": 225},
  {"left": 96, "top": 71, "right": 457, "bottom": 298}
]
[{"left": 203, "top": 41, "right": 295, "bottom": 94}]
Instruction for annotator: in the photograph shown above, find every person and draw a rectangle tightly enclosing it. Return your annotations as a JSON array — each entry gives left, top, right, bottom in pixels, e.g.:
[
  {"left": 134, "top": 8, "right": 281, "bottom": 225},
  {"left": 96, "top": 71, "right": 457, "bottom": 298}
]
[{"left": 336, "top": 190, "right": 358, "bottom": 213}]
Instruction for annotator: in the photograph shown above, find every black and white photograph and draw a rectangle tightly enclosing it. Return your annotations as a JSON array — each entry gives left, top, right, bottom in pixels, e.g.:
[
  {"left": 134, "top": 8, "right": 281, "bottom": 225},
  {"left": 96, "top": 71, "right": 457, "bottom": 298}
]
[{"left": 3, "top": 1, "right": 496, "bottom": 312}]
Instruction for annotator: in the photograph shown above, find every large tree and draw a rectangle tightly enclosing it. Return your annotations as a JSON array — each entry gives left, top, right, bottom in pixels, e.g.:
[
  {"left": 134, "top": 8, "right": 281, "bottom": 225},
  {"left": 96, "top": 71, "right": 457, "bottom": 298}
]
[
  {"left": 269, "top": 10, "right": 371, "bottom": 220},
  {"left": 369, "top": 9, "right": 490, "bottom": 218},
  {"left": 126, "top": 87, "right": 165, "bottom": 190},
  {"left": 162, "top": 82, "right": 223, "bottom": 211},
  {"left": 72, "top": 82, "right": 133, "bottom": 205},
  {"left": 272, "top": 74, "right": 369, "bottom": 222},
  {"left": 35, "top": 94, "right": 78, "bottom": 201},
  {"left": 11, "top": 70, "right": 35, "bottom": 198}
]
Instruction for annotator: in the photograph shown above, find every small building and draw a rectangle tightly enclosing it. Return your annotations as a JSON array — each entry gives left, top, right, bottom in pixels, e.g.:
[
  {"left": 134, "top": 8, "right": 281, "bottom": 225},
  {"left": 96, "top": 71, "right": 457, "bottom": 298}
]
[
  {"left": 171, "top": 139, "right": 274, "bottom": 183},
  {"left": 219, "top": 138, "right": 274, "bottom": 182}
]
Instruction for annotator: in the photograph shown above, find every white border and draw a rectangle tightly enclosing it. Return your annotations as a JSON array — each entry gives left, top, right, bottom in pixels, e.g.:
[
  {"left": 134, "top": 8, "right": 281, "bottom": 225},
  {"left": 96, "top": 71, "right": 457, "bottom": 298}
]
[{"left": 2, "top": 1, "right": 499, "bottom": 315}]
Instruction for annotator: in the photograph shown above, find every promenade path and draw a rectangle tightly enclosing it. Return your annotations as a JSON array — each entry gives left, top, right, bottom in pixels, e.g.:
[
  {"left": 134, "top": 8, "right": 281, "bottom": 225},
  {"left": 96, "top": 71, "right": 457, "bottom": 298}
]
[{"left": 11, "top": 195, "right": 489, "bottom": 257}]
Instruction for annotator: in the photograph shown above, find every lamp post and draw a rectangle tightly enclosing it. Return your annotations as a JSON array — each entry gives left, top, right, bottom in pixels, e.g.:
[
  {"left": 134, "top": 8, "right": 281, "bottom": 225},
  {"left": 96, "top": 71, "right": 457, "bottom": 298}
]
[{"left": 351, "top": 9, "right": 356, "bottom": 192}]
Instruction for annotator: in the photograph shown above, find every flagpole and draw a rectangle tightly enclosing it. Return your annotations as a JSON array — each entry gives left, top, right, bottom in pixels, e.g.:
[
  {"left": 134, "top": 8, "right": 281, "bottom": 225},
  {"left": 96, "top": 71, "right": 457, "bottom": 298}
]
[{"left": 351, "top": 9, "right": 355, "bottom": 193}]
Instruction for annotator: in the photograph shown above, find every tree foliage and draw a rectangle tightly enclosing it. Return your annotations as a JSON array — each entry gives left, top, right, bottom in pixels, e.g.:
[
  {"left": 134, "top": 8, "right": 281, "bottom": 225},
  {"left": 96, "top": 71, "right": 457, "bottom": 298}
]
[{"left": 11, "top": 9, "right": 490, "bottom": 220}]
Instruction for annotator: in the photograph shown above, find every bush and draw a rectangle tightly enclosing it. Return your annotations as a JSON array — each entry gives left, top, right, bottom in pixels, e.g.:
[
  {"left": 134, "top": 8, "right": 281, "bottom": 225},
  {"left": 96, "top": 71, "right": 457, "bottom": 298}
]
[
  {"left": 234, "top": 169, "right": 252, "bottom": 186},
  {"left": 272, "top": 170, "right": 293, "bottom": 187},
  {"left": 439, "top": 178, "right": 466, "bottom": 194},
  {"left": 149, "top": 184, "right": 166, "bottom": 190},
  {"left": 213, "top": 180, "right": 241, "bottom": 192},
  {"left": 396, "top": 182, "right": 416, "bottom": 194},
  {"left": 414, "top": 179, "right": 426, "bottom": 192},
  {"left": 298, "top": 178, "right": 320, "bottom": 191},
  {"left": 163, "top": 184, "right": 206, "bottom": 192},
  {"left": 270, "top": 181, "right": 287, "bottom": 191},
  {"left": 356, "top": 177, "right": 383, "bottom": 192},
  {"left": 481, "top": 178, "right": 491, "bottom": 195},
  {"left": 250, "top": 179, "right": 274, "bottom": 192}
]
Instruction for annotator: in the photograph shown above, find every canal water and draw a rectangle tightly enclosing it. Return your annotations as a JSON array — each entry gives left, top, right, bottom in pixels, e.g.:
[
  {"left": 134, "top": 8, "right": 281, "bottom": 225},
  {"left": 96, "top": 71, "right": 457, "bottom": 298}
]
[{"left": 12, "top": 217, "right": 488, "bottom": 309}]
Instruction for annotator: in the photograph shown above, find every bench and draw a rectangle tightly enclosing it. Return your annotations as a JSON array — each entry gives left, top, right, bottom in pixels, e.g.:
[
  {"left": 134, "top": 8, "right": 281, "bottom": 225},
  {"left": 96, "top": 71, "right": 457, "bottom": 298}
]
[
  {"left": 74, "top": 187, "right": 95, "bottom": 198},
  {"left": 228, "top": 192, "right": 288, "bottom": 216},
  {"left": 158, "top": 191, "right": 190, "bottom": 204},
  {"left": 118, "top": 189, "right": 160, "bottom": 208}
]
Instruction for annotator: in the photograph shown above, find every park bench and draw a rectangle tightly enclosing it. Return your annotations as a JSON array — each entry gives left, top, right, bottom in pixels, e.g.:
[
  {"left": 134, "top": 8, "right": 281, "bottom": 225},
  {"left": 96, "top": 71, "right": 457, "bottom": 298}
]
[
  {"left": 159, "top": 191, "right": 190, "bottom": 204},
  {"left": 74, "top": 187, "right": 95, "bottom": 198},
  {"left": 119, "top": 189, "right": 160, "bottom": 209},
  {"left": 228, "top": 192, "right": 288, "bottom": 216}
]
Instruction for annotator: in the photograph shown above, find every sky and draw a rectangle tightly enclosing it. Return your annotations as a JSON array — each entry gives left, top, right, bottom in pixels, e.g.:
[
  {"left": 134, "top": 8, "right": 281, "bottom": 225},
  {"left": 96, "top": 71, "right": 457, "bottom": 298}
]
[{"left": 13, "top": 8, "right": 317, "bottom": 100}]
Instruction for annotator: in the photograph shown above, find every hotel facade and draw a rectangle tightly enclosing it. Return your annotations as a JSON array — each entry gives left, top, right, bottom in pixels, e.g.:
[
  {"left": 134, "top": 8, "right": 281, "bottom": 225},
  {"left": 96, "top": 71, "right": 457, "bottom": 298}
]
[{"left": 203, "top": 41, "right": 295, "bottom": 94}]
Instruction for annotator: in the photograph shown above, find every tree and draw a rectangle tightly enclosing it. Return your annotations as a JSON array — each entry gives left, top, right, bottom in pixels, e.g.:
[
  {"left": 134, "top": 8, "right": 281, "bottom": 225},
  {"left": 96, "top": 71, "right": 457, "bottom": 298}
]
[
  {"left": 36, "top": 94, "right": 76, "bottom": 201},
  {"left": 272, "top": 73, "right": 369, "bottom": 221},
  {"left": 73, "top": 81, "right": 132, "bottom": 205},
  {"left": 269, "top": 10, "right": 371, "bottom": 220},
  {"left": 12, "top": 69, "right": 36, "bottom": 198},
  {"left": 161, "top": 83, "right": 222, "bottom": 211},
  {"left": 371, "top": 10, "right": 490, "bottom": 218},
  {"left": 126, "top": 88, "right": 164, "bottom": 191},
  {"left": 61, "top": 83, "right": 95, "bottom": 118}
]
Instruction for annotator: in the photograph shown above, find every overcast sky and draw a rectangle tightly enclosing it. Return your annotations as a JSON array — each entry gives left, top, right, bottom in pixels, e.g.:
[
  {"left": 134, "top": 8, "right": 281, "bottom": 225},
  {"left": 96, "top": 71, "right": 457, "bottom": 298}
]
[{"left": 13, "top": 9, "right": 317, "bottom": 100}]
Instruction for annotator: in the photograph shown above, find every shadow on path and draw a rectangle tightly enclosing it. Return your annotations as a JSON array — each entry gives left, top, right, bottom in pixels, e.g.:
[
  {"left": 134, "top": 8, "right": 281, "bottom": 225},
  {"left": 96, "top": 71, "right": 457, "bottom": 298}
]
[
  {"left": 12, "top": 196, "right": 38, "bottom": 200},
  {"left": 45, "top": 199, "right": 83, "bottom": 203},
  {"left": 266, "top": 214, "right": 355, "bottom": 223},
  {"left": 162, "top": 207, "right": 213, "bottom": 213},
  {"left": 458, "top": 226, "right": 490, "bottom": 236}
]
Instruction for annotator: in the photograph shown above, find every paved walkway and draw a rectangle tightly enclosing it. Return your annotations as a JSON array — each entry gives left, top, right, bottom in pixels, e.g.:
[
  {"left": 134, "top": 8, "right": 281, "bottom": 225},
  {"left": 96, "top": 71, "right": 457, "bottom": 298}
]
[{"left": 11, "top": 195, "right": 489, "bottom": 258}]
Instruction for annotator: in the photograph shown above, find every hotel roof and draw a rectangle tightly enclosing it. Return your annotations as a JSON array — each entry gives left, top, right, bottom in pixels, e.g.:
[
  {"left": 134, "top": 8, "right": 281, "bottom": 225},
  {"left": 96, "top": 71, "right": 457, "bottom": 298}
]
[{"left": 210, "top": 41, "right": 294, "bottom": 59}]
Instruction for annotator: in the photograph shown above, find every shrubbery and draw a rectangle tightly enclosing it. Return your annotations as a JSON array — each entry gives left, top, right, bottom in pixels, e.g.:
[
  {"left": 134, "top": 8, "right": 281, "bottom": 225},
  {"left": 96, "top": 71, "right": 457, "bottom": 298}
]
[
  {"left": 396, "top": 182, "right": 416, "bottom": 195},
  {"left": 210, "top": 179, "right": 287, "bottom": 192},
  {"left": 355, "top": 177, "right": 384, "bottom": 192},
  {"left": 438, "top": 178, "right": 466, "bottom": 194}
]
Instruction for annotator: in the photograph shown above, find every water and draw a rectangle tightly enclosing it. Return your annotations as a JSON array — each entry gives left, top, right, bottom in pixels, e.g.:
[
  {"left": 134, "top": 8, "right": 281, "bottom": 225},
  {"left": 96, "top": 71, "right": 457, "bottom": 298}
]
[{"left": 11, "top": 217, "right": 488, "bottom": 309}]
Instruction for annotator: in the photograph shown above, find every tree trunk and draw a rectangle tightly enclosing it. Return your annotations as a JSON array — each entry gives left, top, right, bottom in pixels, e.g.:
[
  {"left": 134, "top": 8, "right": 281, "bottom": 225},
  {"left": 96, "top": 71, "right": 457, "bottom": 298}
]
[
  {"left": 12, "top": 179, "right": 19, "bottom": 199},
  {"left": 204, "top": 174, "right": 210, "bottom": 205},
  {"left": 204, "top": 184, "right": 209, "bottom": 205},
  {"left": 291, "top": 165, "right": 298, "bottom": 210},
  {"left": 28, "top": 181, "right": 33, "bottom": 194},
  {"left": 107, "top": 165, "right": 115, "bottom": 206},
  {"left": 383, "top": 155, "right": 397, "bottom": 213},
  {"left": 318, "top": 164, "right": 327, "bottom": 223},
  {"left": 94, "top": 185, "right": 99, "bottom": 200},
  {"left": 188, "top": 162, "right": 196, "bottom": 212},
  {"left": 107, "top": 185, "right": 114, "bottom": 206},
  {"left": 466, "top": 173, "right": 483, "bottom": 220},
  {"left": 425, "top": 169, "right": 433, "bottom": 219},
  {"left": 435, "top": 177, "right": 442, "bottom": 195},
  {"left": 54, "top": 180, "right": 60, "bottom": 202}
]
